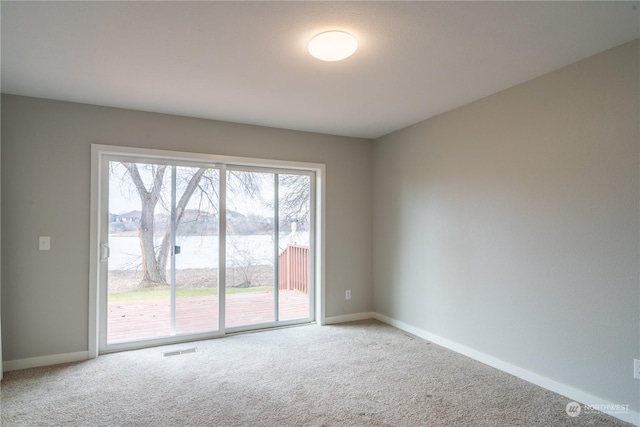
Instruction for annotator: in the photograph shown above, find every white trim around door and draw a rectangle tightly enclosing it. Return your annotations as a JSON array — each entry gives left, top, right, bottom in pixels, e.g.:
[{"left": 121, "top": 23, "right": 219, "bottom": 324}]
[{"left": 89, "top": 144, "right": 325, "bottom": 358}]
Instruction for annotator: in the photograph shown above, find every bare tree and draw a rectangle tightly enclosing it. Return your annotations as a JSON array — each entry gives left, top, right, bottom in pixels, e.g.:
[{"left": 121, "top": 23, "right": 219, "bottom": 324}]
[
  {"left": 227, "top": 238, "right": 267, "bottom": 288},
  {"left": 278, "top": 174, "right": 311, "bottom": 229},
  {"left": 122, "top": 163, "right": 207, "bottom": 286},
  {"left": 114, "top": 164, "right": 309, "bottom": 287}
]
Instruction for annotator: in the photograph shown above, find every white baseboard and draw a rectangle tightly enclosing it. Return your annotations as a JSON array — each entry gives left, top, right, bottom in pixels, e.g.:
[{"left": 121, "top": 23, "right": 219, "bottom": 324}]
[
  {"left": 3, "top": 351, "right": 90, "bottom": 373},
  {"left": 324, "top": 311, "right": 374, "bottom": 325},
  {"left": 372, "top": 312, "right": 639, "bottom": 427}
]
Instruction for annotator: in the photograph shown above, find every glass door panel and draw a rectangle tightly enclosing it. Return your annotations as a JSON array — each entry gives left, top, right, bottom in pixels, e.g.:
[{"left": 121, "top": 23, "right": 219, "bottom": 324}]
[
  {"left": 107, "top": 161, "right": 172, "bottom": 344},
  {"left": 106, "top": 161, "right": 220, "bottom": 345},
  {"left": 174, "top": 166, "right": 220, "bottom": 335},
  {"left": 277, "top": 173, "right": 312, "bottom": 321},
  {"left": 225, "top": 170, "right": 276, "bottom": 328}
]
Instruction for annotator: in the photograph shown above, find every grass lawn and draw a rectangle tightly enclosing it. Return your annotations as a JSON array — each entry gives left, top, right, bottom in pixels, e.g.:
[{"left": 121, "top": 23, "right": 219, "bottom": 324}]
[{"left": 109, "top": 286, "right": 274, "bottom": 302}]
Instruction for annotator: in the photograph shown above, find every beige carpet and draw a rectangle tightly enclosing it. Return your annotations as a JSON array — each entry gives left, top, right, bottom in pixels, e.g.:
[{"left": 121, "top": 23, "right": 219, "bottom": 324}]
[{"left": 0, "top": 320, "right": 632, "bottom": 426}]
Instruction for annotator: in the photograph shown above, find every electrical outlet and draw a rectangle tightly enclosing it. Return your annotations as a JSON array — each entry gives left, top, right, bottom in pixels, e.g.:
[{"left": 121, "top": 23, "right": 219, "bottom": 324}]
[
  {"left": 345, "top": 290, "right": 351, "bottom": 300},
  {"left": 634, "top": 359, "right": 640, "bottom": 380}
]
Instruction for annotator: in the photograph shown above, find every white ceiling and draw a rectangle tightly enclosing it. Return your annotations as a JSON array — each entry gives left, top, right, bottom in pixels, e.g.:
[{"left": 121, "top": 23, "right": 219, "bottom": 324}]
[{"left": 1, "top": 1, "right": 638, "bottom": 139}]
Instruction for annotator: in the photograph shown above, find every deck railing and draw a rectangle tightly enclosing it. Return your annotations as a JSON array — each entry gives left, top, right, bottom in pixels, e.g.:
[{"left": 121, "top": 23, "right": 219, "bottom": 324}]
[{"left": 278, "top": 244, "right": 309, "bottom": 294}]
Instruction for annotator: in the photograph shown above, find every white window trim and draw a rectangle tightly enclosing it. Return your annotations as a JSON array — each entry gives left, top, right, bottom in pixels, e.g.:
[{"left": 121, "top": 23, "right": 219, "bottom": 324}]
[{"left": 89, "top": 144, "right": 326, "bottom": 358}]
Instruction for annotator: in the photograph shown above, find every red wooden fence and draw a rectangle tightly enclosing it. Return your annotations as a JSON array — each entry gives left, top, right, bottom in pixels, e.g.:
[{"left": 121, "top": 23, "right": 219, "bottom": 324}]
[{"left": 278, "top": 244, "right": 309, "bottom": 294}]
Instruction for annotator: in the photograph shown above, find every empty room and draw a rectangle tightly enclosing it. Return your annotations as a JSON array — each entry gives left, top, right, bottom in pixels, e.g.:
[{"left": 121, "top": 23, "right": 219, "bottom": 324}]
[{"left": 1, "top": 1, "right": 638, "bottom": 426}]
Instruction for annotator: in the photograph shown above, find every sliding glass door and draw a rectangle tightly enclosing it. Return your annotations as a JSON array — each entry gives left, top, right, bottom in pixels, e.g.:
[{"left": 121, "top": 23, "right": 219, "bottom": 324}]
[
  {"left": 277, "top": 173, "right": 312, "bottom": 322},
  {"left": 174, "top": 166, "right": 221, "bottom": 335},
  {"left": 225, "top": 169, "right": 276, "bottom": 328},
  {"left": 104, "top": 162, "right": 220, "bottom": 345},
  {"left": 99, "top": 155, "right": 314, "bottom": 351},
  {"left": 224, "top": 169, "right": 313, "bottom": 330}
]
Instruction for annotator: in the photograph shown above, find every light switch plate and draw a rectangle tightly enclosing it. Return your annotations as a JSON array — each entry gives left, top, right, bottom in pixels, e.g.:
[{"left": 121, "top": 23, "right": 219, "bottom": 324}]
[{"left": 39, "top": 236, "right": 51, "bottom": 251}]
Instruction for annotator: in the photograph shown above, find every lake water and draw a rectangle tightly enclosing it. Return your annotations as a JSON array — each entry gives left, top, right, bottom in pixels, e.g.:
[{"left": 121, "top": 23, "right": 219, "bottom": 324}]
[{"left": 108, "top": 233, "right": 309, "bottom": 270}]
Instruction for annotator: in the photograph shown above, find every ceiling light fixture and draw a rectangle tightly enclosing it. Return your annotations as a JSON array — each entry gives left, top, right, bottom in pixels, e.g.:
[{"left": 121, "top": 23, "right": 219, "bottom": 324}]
[{"left": 308, "top": 31, "right": 358, "bottom": 62}]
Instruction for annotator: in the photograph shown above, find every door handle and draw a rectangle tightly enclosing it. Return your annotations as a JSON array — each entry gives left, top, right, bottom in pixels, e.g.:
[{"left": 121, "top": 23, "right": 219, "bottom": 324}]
[{"left": 101, "top": 243, "right": 110, "bottom": 261}]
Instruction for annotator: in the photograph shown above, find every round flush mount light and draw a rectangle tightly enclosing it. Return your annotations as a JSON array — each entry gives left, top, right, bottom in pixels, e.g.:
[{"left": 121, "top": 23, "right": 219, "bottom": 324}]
[{"left": 308, "top": 31, "right": 358, "bottom": 62}]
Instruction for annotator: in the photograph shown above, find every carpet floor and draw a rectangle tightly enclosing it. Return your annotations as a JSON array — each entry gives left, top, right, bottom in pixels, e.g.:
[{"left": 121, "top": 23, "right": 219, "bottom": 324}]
[{"left": 0, "top": 320, "right": 632, "bottom": 426}]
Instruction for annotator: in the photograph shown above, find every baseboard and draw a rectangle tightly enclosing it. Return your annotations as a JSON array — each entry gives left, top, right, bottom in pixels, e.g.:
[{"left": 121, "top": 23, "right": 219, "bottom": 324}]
[
  {"left": 324, "top": 311, "right": 374, "bottom": 325},
  {"left": 371, "top": 312, "right": 639, "bottom": 426},
  {"left": 3, "top": 351, "right": 90, "bottom": 373}
]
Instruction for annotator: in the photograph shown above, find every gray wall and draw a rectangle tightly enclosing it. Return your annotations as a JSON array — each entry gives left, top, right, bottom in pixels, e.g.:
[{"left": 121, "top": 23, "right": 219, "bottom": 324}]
[
  {"left": 1, "top": 96, "right": 373, "bottom": 361},
  {"left": 373, "top": 40, "right": 639, "bottom": 410}
]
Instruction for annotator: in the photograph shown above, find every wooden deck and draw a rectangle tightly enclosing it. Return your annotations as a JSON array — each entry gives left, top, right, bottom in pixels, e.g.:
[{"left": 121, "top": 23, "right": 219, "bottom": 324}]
[{"left": 107, "top": 290, "right": 309, "bottom": 344}]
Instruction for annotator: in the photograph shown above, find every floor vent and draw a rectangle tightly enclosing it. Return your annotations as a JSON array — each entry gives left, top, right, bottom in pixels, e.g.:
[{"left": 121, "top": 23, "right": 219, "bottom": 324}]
[{"left": 163, "top": 347, "right": 198, "bottom": 357}]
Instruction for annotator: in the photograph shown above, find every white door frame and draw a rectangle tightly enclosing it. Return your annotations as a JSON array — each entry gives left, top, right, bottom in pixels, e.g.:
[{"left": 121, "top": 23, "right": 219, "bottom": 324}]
[{"left": 89, "top": 144, "right": 325, "bottom": 358}]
